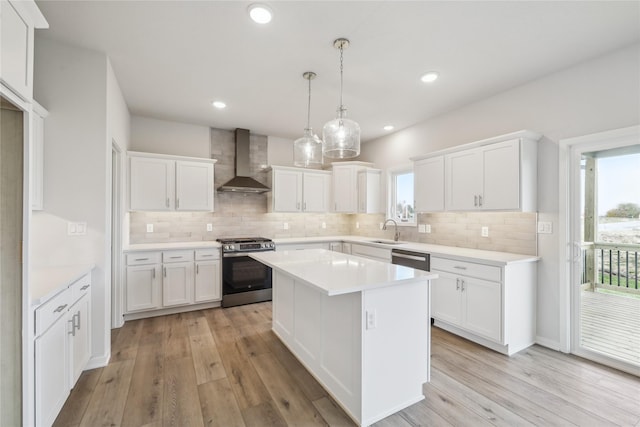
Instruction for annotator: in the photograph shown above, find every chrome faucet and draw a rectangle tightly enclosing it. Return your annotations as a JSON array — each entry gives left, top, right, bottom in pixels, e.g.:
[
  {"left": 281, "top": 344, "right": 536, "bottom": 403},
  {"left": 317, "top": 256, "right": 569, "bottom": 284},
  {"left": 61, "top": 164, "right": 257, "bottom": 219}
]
[{"left": 382, "top": 219, "right": 400, "bottom": 241}]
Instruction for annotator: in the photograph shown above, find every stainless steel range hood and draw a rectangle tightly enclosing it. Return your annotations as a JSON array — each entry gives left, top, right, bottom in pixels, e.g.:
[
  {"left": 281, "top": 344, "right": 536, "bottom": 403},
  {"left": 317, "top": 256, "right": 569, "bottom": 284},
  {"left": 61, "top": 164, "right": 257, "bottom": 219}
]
[{"left": 217, "top": 128, "right": 270, "bottom": 193}]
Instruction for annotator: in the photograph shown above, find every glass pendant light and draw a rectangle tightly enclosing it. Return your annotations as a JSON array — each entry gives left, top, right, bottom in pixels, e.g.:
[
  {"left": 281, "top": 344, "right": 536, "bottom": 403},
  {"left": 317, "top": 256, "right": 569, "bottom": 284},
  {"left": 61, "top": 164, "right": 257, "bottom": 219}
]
[
  {"left": 323, "top": 38, "right": 360, "bottom": 159},
  {"left": 293, "top": 71, "right": 323, "bottom": 168}
]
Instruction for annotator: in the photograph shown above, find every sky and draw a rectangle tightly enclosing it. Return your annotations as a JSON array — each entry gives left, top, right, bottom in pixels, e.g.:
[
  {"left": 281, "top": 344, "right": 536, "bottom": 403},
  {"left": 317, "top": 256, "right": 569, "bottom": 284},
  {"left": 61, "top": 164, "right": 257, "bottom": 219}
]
[{"left": 597, "top": 153, "right": 640, "bottom": 216}]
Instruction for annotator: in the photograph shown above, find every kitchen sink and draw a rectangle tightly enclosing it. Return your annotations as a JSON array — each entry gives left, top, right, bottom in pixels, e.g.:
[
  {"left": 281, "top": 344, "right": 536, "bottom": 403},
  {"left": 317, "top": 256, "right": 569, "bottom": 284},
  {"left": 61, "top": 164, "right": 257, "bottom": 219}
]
[{"left": 369, "top": 240, "right": 405, "bottom": 245}]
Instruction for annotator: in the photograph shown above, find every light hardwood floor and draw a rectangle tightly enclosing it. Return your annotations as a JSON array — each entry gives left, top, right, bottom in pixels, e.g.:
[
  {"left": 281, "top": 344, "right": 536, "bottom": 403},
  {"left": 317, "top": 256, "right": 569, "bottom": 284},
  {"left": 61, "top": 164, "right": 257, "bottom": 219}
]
[{"left": 54, "top": 302, "right": 640, "bottom": 427}]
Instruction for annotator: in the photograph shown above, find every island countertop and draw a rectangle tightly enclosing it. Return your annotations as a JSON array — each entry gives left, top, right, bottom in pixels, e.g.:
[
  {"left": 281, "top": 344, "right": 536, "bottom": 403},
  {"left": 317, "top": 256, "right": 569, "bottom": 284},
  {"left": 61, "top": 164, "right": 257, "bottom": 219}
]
[{"left": 250, "top": 248, "right": 437, "bottom": 296}]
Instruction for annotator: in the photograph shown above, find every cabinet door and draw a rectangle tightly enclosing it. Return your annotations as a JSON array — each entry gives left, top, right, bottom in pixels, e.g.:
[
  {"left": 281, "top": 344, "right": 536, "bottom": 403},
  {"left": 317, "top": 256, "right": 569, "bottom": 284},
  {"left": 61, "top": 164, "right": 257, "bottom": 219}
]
[
  {"left": 273, "top": 169, "right": 302, "bottom": 212},
  {"left": 481, "top": 139, "right": 520, "bottom": 210},
  {"left": 126, "top": 264, "right": 161, "bottom": 312},
  {"left": 194, "top": 260, "right": 221, "bottom": 302},
  {"left": 35, "top": 317, "right": 69, "bottom": 427},
  {"left": 332, "top": 167, "right": 356, "bottom": 212},
  {"left": 176, "top": 160, "right": 214, "bottom": 211},
  {"left": 31, "top": 109, "right": 44, "bottom": 210},
  {"left": 163, "top": 261, "right": 194, "bottom": 307},
  {"left": 68, "top": 293, "right": 91, "bottom": 386},
  {"left": 303, "top": 172, "right": 330, "bottom": 212},
  {"left": 414, "top": 156, "right": 444, "bottom": 212},
  {"left": 431, "top": 271, "right": 462, "bottom": 326},
  {"left": 461, "top": 277, "right": 502, "bottom": 342},
  {"left": 1, "top": 1, "right": 31, "bottom": 99},
  {"left": 445, "top": 150, "right": 482, "bottom": 211},
  {"left": 130, "top": 156, "right": 174, "bottom": 211}
]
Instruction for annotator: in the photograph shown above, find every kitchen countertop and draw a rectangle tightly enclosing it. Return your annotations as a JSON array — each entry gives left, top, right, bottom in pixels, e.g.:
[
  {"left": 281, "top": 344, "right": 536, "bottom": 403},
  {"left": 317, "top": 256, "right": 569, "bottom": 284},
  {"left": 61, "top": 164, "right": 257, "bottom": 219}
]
[
  {"left": 124, "top": 241, "right": 221, "bottom": 251},
  {"left": 274, "top": 235, "right": 540, "bottom": 266},
  {"left": 250, "top": 249, "right": 437, "bottom": 296},
  {"left": 30, "top": 264, "right": 95, "bottom": 306}
]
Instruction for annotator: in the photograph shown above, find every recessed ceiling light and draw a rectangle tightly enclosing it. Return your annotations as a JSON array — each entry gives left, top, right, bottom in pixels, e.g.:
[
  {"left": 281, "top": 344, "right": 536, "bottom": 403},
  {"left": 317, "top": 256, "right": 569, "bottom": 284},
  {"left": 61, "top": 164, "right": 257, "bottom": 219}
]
[
  {"left": 383, "top": 125, "right": 394, "bottom": 131},
  {"left": 248, "top": 4, "right": 273, "bottom": 24},
  {"left": 212, "top": 101, "right": 226, "bottom": 109},
  {"left": 420, "top": 71, "right": 439, "bottom": 83}
]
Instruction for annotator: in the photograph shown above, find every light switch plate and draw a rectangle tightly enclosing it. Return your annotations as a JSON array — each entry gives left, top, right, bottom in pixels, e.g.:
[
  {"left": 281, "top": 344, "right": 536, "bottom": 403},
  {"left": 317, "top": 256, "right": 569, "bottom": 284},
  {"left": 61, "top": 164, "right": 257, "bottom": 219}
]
[
  {"left": 537, "top": 221, "right": 553, "bottom": 234},
  {"left": 418, "top": 224, "right": 426, "bottom": 233},
  {"left": 425, "top": 224, "right": 432, "bottom": 233},
  {"left": 356, "top": 222, "right": 360, "bottom": 229},
  {"left": 67, "top": 221, "right": 87, "bottom": 236},
  {"left": 206, "top": 223, "right": 213, "bottom": 232},
  {"left": 283, "top": 222, "right": 289, "bottom": 230},
  {"left": 481, "top": 226, "right": 489, "bottom": 237},
  {"left": 146, "top": 224, "right": 154, "bottom": 233},
  {"left": 366, "top": 310, "right": 377, "bottom": 329},
  {"left": 321, "top": 222, "right": 327, "bottom": 229}
]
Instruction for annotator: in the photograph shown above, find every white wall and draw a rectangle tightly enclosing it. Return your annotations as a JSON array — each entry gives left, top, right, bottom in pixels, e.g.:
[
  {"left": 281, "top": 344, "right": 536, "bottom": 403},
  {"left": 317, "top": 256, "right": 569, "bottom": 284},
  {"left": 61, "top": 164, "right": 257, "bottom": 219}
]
[
  {"left": 360, "top": 44, "right": 640, "bottom": 348},
  {"left": 130, "top": 115, "right": 209, "bottom": 158},
  {"left": 267, "top": 135, "right": 294, "bottom": 166},
  {"left": 32, "top": 37, "right": 129, "bottom": 366}
]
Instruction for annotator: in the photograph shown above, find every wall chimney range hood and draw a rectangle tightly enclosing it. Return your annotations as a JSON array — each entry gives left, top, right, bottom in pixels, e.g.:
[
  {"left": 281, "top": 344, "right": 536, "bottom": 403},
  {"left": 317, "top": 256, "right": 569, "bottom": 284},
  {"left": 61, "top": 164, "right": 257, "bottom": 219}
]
[{"left": 217, "top": 128, "right": 270, "bottom": 193}]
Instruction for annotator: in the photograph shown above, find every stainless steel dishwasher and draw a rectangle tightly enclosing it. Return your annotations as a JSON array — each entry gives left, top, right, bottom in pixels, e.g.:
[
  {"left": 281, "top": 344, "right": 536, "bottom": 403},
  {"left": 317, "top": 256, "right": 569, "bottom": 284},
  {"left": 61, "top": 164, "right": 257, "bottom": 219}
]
[{"left": 391, "top": 248, "right": 430, "bottom": 271}]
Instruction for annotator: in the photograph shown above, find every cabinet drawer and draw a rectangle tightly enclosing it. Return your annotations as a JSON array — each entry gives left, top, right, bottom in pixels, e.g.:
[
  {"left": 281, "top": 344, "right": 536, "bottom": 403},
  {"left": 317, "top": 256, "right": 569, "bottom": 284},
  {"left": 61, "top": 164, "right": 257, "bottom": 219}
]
[
  {"left": 35, "top": 287, "right": 73, "bottom": 337},
  {"left": 163, "top": 250, "right": 194, "bottom": 263},
  {"left": 126, "top": 251, "right": 161, "bottom": 266},
  {"left": 69, "top": 273, "right": 92, "bottom": 301},
  {"left": 195, "top": 249, "right": 219, "bottom": 261},
  {"left": 431, "top": 257, "right": 501, "bottom": 282}
]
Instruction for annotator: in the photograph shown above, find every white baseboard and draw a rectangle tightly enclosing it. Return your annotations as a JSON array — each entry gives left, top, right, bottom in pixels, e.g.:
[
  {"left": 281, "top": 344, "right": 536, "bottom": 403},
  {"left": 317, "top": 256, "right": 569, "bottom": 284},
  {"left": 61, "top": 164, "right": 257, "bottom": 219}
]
[
  {"left": 535, "top": 335, "right": 561, "bottom": 351},
  {"left": 86, "top": 353, "right": 110, "bottom": 370}
]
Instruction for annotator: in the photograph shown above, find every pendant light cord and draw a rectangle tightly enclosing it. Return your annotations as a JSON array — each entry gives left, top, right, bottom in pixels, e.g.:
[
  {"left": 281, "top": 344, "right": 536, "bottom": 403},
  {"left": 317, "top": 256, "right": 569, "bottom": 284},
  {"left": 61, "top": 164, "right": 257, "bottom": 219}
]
[
  {"left": 339, "top": 44, "right": 344, "bottom": 111},
  {"left": 307, "top": 75, "right": 312, "bottom": 129}
]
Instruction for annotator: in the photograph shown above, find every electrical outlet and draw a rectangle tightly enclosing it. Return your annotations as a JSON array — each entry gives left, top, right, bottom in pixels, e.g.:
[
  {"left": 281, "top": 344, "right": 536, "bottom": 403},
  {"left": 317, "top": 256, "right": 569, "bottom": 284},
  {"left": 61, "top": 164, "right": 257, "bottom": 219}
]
[
  {"left": 321, "top": 222, "right": 327, "bottom": 229},
  {"left": 425, "top": 224, "right": 432, "bottom": 233},
  {"left": 379, "top": 223, "right": 384, "bottom": 230},
  {"left": 481, "top": 226, "right": 489, "bottom": 237},
  {"left": 206, "top": 223, "right": 213, "bottom": 232},
  {"left": 146, "top": 224, "right": 154, "bottom": 233},
  {"left": 283, "top": 222, "right": 289, "bottom": 230},
  {"left": 356, "top": 222, "right": 360, "bottom": 229},
  {"left": 366, "top": 309, "right": 377, "bottom": 330}
]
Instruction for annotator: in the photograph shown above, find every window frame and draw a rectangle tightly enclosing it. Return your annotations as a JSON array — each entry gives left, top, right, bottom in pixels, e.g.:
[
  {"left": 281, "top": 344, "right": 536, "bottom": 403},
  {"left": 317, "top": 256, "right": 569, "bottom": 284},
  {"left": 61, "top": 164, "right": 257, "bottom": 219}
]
[{"left": 387, "top": 165, "right": 416, "bottom": 227}]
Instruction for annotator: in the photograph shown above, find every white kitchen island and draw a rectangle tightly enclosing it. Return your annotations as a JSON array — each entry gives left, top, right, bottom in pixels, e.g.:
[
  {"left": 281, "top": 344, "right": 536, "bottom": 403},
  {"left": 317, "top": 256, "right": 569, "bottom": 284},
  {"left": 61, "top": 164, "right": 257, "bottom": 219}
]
[{"left": 249, "top": 249, "right": 437, "bottom": 426}]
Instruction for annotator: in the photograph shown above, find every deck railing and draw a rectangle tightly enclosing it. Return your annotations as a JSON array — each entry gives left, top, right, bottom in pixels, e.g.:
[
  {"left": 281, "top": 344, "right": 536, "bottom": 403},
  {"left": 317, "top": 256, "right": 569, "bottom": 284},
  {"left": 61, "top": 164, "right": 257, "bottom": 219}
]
[{"left": 581, "top": 242, "right": 640, "bottom": 291}]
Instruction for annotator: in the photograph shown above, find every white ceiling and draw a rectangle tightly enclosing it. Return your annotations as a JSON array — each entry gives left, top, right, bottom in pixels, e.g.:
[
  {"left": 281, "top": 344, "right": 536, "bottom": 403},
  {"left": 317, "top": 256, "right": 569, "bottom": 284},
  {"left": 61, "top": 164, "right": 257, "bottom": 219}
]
[{"left": 35, "top": 1, "right": 640, "bottom": 142}]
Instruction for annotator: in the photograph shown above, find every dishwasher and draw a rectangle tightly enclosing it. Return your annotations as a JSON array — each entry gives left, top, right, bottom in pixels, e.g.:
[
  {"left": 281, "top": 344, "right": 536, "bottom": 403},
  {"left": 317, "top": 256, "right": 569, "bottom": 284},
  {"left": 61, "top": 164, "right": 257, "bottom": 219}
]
[{"left": 391, "top": 248, "right": 430, "bottom": 271}]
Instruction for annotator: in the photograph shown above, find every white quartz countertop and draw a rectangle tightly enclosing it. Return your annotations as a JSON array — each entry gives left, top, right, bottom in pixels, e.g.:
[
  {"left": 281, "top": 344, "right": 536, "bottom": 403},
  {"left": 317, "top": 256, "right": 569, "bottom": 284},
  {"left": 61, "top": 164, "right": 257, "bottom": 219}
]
[
  {"left": 250, "top": 249, "right": 437, "bottom": 296},
  {"left": 30, "top": 264, "right": 95, "bottom": 306},
  {"left": 124, "top": 241, "right": 221, "bottom": 252},
  {"left": 274, "top": 235, "right": 539, "bottom": 266}
]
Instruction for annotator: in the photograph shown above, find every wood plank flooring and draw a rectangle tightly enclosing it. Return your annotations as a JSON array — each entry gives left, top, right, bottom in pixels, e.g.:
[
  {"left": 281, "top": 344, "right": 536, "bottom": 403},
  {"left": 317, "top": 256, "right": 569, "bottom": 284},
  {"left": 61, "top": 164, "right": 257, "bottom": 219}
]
[
  {"left": 54, "top": 302, "right": 640, "bottom": 427},
  {"left": 581, "top": 289, "right": 640, "bottom": 366}
]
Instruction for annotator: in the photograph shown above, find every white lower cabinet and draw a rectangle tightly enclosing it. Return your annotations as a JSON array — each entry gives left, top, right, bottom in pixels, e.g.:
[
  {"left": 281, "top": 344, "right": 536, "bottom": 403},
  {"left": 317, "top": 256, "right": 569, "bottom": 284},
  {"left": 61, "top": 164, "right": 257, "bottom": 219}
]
[
  {"left": 431, "top": 256, "right": 536, "bottom": 355},
  {"left": 349, "top": 243, "right": 391, "bottom": 262},
  {"left": 35, "top": 272, "right": 92, "bottom": 427},
  {"left": 125, "top": 248, "right": 221, "bottom": 316}
]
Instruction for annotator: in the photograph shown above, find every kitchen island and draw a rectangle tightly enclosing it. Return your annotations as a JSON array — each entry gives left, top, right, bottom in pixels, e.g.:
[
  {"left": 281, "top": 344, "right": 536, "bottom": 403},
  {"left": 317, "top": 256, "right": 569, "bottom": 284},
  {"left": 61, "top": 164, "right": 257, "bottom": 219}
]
[{"left": 249, "top": 249, "right": 437, "bottom": 426}]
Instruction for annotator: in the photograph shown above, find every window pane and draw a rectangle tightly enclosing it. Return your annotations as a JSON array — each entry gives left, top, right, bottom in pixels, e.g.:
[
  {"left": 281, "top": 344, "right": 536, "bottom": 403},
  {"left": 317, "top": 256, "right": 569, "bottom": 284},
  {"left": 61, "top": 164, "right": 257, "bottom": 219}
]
[{"left": 393, "top": 171, "right": 415, "bottom": 223}]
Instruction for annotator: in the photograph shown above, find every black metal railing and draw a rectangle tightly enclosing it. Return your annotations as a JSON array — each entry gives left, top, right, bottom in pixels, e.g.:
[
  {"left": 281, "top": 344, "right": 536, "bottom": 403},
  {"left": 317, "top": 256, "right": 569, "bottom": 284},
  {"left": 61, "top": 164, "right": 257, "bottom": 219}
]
[{"left": 595, "top": 243, "right": 639, "bottom": 290}]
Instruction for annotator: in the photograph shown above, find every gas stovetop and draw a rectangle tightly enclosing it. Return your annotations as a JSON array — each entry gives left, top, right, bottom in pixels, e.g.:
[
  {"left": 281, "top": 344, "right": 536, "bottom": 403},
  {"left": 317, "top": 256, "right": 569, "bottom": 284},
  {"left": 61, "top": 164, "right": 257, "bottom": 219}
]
[{"left": 216, "top": 237, "right": 275, "bottom": 253}]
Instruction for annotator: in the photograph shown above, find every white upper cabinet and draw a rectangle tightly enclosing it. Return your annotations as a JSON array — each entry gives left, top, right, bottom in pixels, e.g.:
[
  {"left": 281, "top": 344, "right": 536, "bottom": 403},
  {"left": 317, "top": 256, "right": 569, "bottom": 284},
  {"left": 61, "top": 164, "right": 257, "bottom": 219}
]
[
  {"left": 176, "top": 160, "right": 214, "bottom": 211},
  {"left": 357, "top": 169, "right": 381, "bottom": 214},
  {"left": 413, "top": 131, "right": 539, "bottom": 212},
  {"left": 128, "top": 152, "right": 216, "bottom": 212},
  {"left": 0, "top": 0, "right": 47, "bottom": 100},
  {"left": 413, "top": 155, "right": 444, "bottom": 212},
  {"left": 268, "top": 166, "right": 330, "bottom": 213},
  {"left": 331, "top": 162, "right": 378, "bottom": 213}
]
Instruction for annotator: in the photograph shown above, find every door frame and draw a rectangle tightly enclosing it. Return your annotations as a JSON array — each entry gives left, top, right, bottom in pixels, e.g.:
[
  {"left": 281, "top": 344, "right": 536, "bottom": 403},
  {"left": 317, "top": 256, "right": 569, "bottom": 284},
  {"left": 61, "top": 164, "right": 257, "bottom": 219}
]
[
  {"left": 111, "top": 142, "right": 124, "bottom": 328},
  {"left": 558, "top": 125, "right": 639, "bottom": 372}
]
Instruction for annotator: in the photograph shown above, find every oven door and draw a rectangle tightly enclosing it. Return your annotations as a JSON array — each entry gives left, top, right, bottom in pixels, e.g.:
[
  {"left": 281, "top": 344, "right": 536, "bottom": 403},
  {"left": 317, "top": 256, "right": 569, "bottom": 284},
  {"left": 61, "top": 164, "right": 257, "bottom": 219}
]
[{"left": 221, "top": 253, "right": 272, "bottom": 295}]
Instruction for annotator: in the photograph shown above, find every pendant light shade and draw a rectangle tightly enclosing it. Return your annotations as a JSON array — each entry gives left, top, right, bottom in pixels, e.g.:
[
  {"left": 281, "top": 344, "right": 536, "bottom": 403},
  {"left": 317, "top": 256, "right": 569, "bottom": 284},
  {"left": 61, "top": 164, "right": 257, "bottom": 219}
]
[
  {"left": 323, "top": 38, "right": 360, "bottom": 159},
  {"left": 293, "top": 72, "right": 323, "bottom": 168}
]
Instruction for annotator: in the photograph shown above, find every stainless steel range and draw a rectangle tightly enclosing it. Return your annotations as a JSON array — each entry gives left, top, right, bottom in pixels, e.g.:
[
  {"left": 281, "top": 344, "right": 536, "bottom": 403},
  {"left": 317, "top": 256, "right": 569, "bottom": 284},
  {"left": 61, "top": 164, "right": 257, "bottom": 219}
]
[{"left": 217, "top": 237, "right": 275, "bottom": 308}]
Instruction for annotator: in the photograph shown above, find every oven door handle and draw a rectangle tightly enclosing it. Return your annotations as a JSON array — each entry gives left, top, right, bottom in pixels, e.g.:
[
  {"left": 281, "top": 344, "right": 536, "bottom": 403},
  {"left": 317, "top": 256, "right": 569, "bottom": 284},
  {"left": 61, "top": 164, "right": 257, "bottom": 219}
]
[{"left": 222, "top": 251, "right": 270, "bottom": 258}]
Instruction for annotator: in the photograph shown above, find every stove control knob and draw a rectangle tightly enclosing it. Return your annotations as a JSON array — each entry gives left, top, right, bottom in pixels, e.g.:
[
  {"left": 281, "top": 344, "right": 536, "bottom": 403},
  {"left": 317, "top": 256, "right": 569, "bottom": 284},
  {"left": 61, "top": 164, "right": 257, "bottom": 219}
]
[
  {"left": 269, "top": 242, "right": 275, "bottom": 248},
  {"left": 223, "top": 245, "right": 229, "bottom": 251},
  {"left": 229, "top": 245, "right": 235, "bottom": 251}
]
